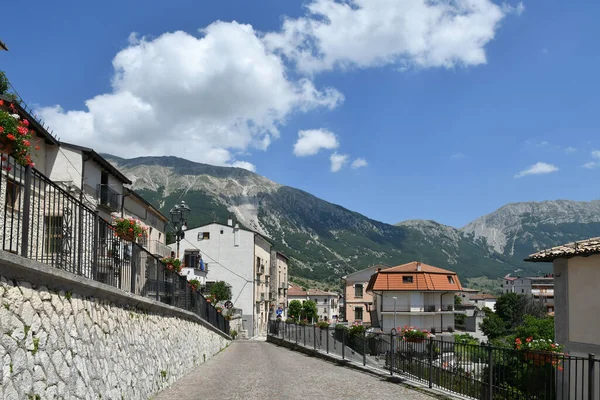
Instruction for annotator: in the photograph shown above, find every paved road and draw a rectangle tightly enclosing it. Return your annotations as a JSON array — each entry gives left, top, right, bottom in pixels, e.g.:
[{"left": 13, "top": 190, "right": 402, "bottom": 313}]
[{"left": 153, "top": 340, "right": 434, "bottom": 400}]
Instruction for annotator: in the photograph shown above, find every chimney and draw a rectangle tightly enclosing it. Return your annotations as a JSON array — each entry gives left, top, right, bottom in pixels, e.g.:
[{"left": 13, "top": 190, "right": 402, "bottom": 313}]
[
  {"left": 377, "top": 268, "right": 381, "bottom": 272},
  {"left": 227, "top": 216, "right": 233, "bottom": 226},
  {"left": 416, "top": 262, "right": 422, "bottom": 272}
]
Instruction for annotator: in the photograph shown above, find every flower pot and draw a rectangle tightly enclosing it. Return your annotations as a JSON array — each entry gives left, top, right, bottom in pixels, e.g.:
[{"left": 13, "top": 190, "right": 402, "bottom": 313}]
[
  {"left": 524, "top": 352, "right": 555, "bottom": 366},
  {"left": 405, "top": 337, "right": 425, "bottom": 343},
  {"left": 118, "top": 231, "right": 135, "bottom": 242},
  {"left": 0, "top": 138, "right": 13, "bottom": 156}
]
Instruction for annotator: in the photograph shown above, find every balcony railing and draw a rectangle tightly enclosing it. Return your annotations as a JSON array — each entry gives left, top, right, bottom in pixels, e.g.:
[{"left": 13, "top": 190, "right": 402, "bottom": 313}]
[
  {"left": 148, "top": 240, "right": 171, "bottom": 258},
  {"left": 0, "top": 154, "right": 229, "bottom": 337},
  {"left": 382, "top": 305, "right": 456, "bottom": 313},
  {"left": 97, "top": 184, "right": 120, "bottom": 210}
]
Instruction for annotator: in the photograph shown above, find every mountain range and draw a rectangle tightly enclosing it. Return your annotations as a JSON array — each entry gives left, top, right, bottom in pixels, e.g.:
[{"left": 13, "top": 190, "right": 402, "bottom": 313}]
[{"left": 104, "top": 155, "right": 600, "bottom": 285}]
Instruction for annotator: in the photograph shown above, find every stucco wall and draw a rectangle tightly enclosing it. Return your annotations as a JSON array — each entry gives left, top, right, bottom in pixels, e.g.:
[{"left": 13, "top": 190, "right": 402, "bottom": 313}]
[
  {"left": 566, "top": 254, "right": 600, "bottom": 347},
  {"left": 0, "top": 254, "right": 230, "bottom": 400}
]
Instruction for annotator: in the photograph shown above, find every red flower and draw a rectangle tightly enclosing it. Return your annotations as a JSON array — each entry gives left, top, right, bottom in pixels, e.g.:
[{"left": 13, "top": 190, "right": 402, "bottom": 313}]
[
  {"left": 9, "top": 103, "right": 15, "bottom": 110},
  {"left": 23, "top": 140, "right": 30, "bottom": 147},
  {"left": 29, "top": 162, "right": 35, "bottom": 167},
  {"left": 17, "top": 126, "right": 28, "bottom": 135},
  {"left": 6, "top": 134, "right": 16, "bottom": 141},
  {"left": 35, "top": 145, "right": 40, "bottom": 151},
  {"left": 129, "top": 228, "right": 133, "bottom": 232},
  {"left": 22, "top": 119, "right": 29, "bottom": 126},
  {"left": 0, "top": 126, "right": 4, "bottom": 133},
  {"left": 526, "top": 337, "right": 533, "bottom": 343},
  {"left": 0, "top": 99, "right": 3, "bottom": 106}
]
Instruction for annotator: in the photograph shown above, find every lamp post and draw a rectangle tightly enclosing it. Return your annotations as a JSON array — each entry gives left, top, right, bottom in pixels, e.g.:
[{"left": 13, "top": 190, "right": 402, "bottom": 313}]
[
  {"left": 393, "top": 296, "right": 397, "bottom": 331},
  {"left": 169, "top": 200, "right": 191, "bottom": 259}
]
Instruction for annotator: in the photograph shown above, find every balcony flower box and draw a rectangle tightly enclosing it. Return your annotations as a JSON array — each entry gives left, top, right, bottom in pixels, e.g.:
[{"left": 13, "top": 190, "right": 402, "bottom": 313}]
[
  {"left": 188, "top": 279, "right": 201, "bottom": 291},
  {"left": 161, "top": 257, "right": 182, "bottom": 273},
  {"left": 113, "top": 217, "right": 148, "bottom": 242},
  {"left": 0, "top": 101, "right": 38, "bottom": 169},
  {"left": 515, "top": 337, "right": 564, "bottom": 368},
  {"left": 400, "top": 325, "right": 430, "bottom": 342}
]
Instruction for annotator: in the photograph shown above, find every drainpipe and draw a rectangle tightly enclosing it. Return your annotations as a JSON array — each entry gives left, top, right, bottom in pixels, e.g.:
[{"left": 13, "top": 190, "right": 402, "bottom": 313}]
[{"left": 441, "top": 291, "right": 450, "bottom": 332}]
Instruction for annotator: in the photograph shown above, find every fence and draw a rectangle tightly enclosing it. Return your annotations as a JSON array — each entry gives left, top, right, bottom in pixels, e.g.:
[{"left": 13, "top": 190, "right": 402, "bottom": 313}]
[
  {"left": 268, "top": 321, "right": 600, "bottom": 400},
  {"left": 0, "top": 155, "right": 229, "bottom": 336}
]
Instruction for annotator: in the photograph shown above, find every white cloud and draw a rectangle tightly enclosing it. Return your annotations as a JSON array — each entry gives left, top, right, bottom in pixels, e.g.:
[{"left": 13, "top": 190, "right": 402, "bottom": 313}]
[
  {"left": 330, "top": 152, "right": 349, "bottom": 172},
  {"left": 515, "top": 162, "right": 559, "bottom": 178},
  {"left": 536, "top": 141, "right": 549, "bottom": 147},
  {"left": 503, "top": 1, "right": 525, "bottom": 16},
  {"left": 451, "top": 153, "right": 465, "bottom": 159},
  {"left": 582, "top": 150, "right": 600, "bottom": 169},
  {"left": 37, "top": 22, "right": 343, "bottom": 168},
  {"left": 293, "top": 129, "right": 339, "bottom": 156},
  {"left": 264, "top": 0, "right": 515, "bottom": 73},
  {"left": 231, "top": 161, "right": 256, "bottom": 172},
  {"left": 564, "top": 146, "right": 576, "bottom": 154},
  {"left": 351, "top": 158, "right": 368, "bottom": 169}
]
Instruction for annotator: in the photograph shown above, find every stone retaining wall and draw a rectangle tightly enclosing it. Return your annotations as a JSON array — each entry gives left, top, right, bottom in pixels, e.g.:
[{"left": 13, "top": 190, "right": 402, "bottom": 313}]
[{"left": 0, "top": 256, "right": 230, "bottom": 400}]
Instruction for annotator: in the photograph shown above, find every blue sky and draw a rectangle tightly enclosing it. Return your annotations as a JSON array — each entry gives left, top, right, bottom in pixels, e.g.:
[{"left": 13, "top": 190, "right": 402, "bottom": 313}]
[{"left": 2, "top": 0, "right": 599, "bottom": 228}]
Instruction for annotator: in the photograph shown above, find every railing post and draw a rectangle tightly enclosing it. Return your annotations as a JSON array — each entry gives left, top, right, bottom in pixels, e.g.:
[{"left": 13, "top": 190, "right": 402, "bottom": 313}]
[
  {"left": 390, "top": 329, "right": 396, "bottom": 376},
  {"left": 170, "top": 272, "right": 176, "bottom": 305},
  {"left": 589, "top": 354, "right": 596, "bottom": 400},
  {"left": 342, "top": 328, "right": 346, "bottom": 360},
  {"left": 488, "top": 343, "right": 494, "bottom": 400},
  {"left": 20, "top": 166, "right": 32, "bottom": 258},
  {"left": 303, "top": 325, "right": 306, "bottom": 347},
  {"left": 326, "top": 327, "right": 329, "bottom": 354},
  {"left": 92, "top": 212, "right": 99, "bottom": 281},
  {"left": 314, "top": 325, "right": 317, "bottom": 350},
  {"left": 295, "top": 324, "right": 298, "bottom": 345},
  {"left": 428, "top": 337, "right": 434, "bottom": 389},
  {"left": 360, "top": 329, "right": 365, "bottom": 366},
  {"left": 156, "top": 260, "right": 160, "bottom": 301},
  {"left": 130, "top": 244, "right": 137, "bottom": 294},
  {"left": 185, "top": 279, "right": 189, "bottom": 310}
]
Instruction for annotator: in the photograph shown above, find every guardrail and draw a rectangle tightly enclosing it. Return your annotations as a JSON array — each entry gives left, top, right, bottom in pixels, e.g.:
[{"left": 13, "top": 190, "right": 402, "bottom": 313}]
[{"left": 268, "top": 321, "right": 599, "bottom": 400}]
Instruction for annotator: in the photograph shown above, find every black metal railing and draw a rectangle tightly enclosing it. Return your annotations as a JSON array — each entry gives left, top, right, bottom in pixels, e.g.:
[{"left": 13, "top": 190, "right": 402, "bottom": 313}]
[
  {"left": 268, "top": 321, "right": 600, "bottom": 400},
  {"left": 97, "top": 184, "right": 120, "bottom": 210},
  {"left": 0, "top": 155, "right": 229, "bottom": 336}
]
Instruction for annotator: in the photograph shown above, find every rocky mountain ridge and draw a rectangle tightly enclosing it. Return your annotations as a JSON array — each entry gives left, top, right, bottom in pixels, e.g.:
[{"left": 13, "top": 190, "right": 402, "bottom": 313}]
[{"left": 104, "top": 155, "right": 599, "bottom": 283}]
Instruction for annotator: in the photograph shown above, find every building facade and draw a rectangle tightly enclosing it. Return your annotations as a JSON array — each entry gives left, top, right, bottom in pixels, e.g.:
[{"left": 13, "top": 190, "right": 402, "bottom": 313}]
[
  {"left": 526, "top": 238, "right": 600, "bottom": 399},
  {"left": 122, "top": 189, "right": 170, "bottom": 258},
  {"left": 172, "top": 221, "right": 272, "bottom": 337},
  {"left": 269, "top": 250, "right": 288, "bottom": 320},
  {"left": 501, "top": 275, "right": 517, "bottom": 293},
  {"left": 367, "top": 261, "right": 463, "bottom": 333},
  {"left": 512, "top": 276, "right": 555, "bottom": 313},
  {"left": 342, "top": 264, "right": 390, "bottom": 326},
  {"left": 287, "top": 285, "right": 339, "bottom": 322}
]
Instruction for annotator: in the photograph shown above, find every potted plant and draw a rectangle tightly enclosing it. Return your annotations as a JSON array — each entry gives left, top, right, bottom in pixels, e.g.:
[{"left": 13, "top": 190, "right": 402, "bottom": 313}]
[
  {"left": 515, "top": 337, "right": 564, "bottom": 366},
  {"left": 216, "top": 306, "right": 222, "bottom": 313},
  {"left": 188, "top": 279, "right": 201, "bottom": 291},
  {"left": 113, "top": 217, "right": 148, "bottom": 242},
  {"left": 400, "top": 325, "right": 430, "bottom": 343},
  {"left": 317, "top": 321, "right": 330, "bottom": 329},
  {"left": 161, "top": 257, "right": 182, "bottom": 273},
  {"left": 0, "top": 100, "right": 39, "bottom": 169}
]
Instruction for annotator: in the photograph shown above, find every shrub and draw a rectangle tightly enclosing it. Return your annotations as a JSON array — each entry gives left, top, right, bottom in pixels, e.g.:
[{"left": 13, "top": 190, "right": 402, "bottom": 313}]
[
  {"left": 230, "top": 329, "right": 238, "bottom": 339},
  {"left": 317, "top": 321, "right": 330, "bottom": 329}
]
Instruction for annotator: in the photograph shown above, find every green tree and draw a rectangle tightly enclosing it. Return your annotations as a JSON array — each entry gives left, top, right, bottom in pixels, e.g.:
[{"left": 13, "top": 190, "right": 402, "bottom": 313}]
[
  {"left": 513, "top": 315, "right": 554, "bottom": 341},
  {"left": 301, "top": 300, "right": 318, "bottom": 322},
  {"left": 479, "top": 313, "right": 507, "bottom": 340},
  {"left": 209, "top": 281, "right": 232, "bottom": 303},
  {"left": 454, "top": 295, "right": 462, "bottom": 305},
  {"left": 288, "top": 300, "right": 302, "bottom": 321},
  {"left": 494, "top": 293, "right": 546, "bottom": 330}
]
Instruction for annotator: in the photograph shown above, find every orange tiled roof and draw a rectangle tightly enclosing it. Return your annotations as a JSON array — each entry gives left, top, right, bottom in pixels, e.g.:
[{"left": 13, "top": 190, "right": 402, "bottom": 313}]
[
  {"left": 287, "top": 285, "right": 306, "bottom": 296},
  {"left": 468, "top": 294, "right": 497, "bottom": 300},
  {"left": 366, "top": 261, "right": 463, "bottom": 292},
  {"left": 525, "top": 236, "right": 600, "bottom": 262}
]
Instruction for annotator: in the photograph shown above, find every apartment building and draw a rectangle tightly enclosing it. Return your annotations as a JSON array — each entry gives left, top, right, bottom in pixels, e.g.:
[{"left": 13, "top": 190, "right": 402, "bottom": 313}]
[
  {"left": 367, "top": 261, "right": 463, "bottom": 333},
  {"left": 342, "top": 264, "right": 390, "bottom": 326},
  {"left": 512, "top": 276, "right": 555, "bottom": 313},
  {"left": 269, "top": 250, "right": 288, "bottom": 320},
  {"left": 287, "top": 285, "right": 339, "bottom": 322},
  {"left": 173, "top": 220, "right": 273, "bottom": 337}
]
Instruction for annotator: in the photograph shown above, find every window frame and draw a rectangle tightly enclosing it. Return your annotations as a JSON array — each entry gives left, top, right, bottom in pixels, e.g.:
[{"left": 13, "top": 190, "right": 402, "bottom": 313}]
[
  {"left": 44, "top": 215, "right": 64, "bottom": 254},
  {"left": 354, "top": 306, "right": 363, "bottom": 321},
  {"left": 402, "top": 276, "right": 414, "bottom": 284},
  {"left": 354, "top": 283, "right": 363, "bottom": 298},
  {"left": 5, "top": 178, "right": 22, "bottom": 212}
]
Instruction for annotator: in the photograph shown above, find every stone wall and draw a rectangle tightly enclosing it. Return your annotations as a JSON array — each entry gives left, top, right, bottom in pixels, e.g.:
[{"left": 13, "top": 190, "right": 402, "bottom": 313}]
[{"left": 0, "top": 255, "right": 230, "bottom": 400}]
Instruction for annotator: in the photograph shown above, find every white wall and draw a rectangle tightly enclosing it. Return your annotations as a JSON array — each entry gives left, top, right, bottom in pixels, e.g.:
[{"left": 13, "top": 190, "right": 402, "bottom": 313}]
[
  {"left": 567, "top": 254, "right": 600, "bottom": 346},
  {"left": 173, "top": 223, "right": 256, "bottom": 336},
  {"left": 47, "top": 146, "right": 83, "bottom": 188}
]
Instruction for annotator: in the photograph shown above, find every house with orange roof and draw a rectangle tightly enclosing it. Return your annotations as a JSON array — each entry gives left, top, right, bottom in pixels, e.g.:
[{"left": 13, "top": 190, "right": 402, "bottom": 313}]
[{"left": 366, "top": 261, "right": 463, "bottom": 333}]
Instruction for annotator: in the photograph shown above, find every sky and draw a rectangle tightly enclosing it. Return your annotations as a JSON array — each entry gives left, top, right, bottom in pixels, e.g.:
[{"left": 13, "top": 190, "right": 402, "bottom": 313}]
[{"left": 1, "top": 0, "right": 599, "bottom": 228}]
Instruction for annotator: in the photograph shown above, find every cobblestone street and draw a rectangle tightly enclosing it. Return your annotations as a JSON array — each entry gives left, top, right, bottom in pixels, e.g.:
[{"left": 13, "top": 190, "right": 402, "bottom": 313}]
[{"left": 153, "top": 340, "right": 435, "bottom": 400}]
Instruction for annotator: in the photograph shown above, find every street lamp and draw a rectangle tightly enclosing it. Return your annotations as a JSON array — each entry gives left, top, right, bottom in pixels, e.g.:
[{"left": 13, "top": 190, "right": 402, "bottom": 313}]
[
  {"left": 169, "top": 200, "right": 191, "bottom": 259},
  {"left": 392, "top": 296, "right": 397, "bottom": 332}
]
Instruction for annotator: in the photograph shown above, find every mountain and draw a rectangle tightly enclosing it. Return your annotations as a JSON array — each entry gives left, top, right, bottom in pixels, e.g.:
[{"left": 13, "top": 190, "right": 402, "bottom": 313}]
[
  {"left": 461, "top": 200, "right": 600, "bottom": 262},
  {"left": 102, "top": 155, "right": 590, "bottom": 284}
]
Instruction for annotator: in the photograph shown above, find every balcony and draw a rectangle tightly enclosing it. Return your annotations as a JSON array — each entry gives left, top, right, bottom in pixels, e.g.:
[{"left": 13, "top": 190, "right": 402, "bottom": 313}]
[
  {"left": 97, "top": 184, "right": 120, "bottom": 211},
  {"left": 148, "top": 240, "right": 171, "bottom": 258},
  {"left": 381, "top": 305, "right": 456, "bottom": 314},
  {"left": 256, "top": 266, "right": 265, "bottom": 275}
]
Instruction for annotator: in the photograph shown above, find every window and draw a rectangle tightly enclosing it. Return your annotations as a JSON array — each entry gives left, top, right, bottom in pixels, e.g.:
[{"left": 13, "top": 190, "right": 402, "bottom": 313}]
[
  {"left": 184, "top": 250, "right": 199, "bottom": 270},
  {"left": 402, "top": 276, "right": 413, "bottom": 283},
  {"left": 447, "top": 276, "right": 454, "bottom": 284},
  {"left": 5, "top": 179, "right": 21, "bottom": 211},
  {"left": 44, "top": 216, "right": 63, "bottom": 254},
  {"left": 521, "top": 289, "right": 524, "bottom": 293},
  {"left": 354, "top": 284, "right": 363, "bottom": 298},
  {"left": 323, "top": 299, "right": 328, "bottom": 304},
  {"left": 354, "top": 307, "right": 363, "bottom": 320},
  {"left": 202, "top": 232, "right": 210, "bottom": 240},
  {"left": 323, "top": 308, "right": 327, "bottom": 313},
  {"left": 220, "top": 229, "right": 224, "bottom": 234}
]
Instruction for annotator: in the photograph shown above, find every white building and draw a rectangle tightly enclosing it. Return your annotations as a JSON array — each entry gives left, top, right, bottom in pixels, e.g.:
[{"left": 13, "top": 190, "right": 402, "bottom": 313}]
[
  {"left": 172, "top": 220, "right": 272, "bottom": 337},
  {"left": 512, "top": 276, "right": 555, "bottom": 313},
  {"left": 367, "top": 262, "right": 463, "bottom": 334},
  {"left": 287, "top": 285, "right": 339, "bottom": 322},
  {"left": 466, "top": 294, "right": 497, "bottom": 310}
]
